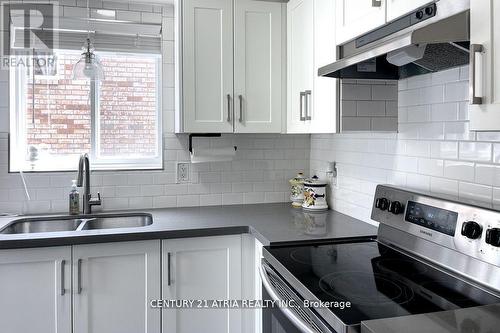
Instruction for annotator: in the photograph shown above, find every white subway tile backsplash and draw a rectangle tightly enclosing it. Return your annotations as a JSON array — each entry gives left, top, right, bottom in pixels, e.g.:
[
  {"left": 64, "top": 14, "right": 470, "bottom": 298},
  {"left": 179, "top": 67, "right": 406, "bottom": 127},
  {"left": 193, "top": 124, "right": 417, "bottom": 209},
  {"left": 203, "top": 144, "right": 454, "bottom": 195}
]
[
  {"left": 371, "top": 117, "right": 398, "bottom": 131},
  {"left": 430, "top": 177, "right": 459, "bottom": 197},
  {"left": 311, "top": 67, "right": 500, "bottom": 225},
  {"left": 431, "top": 103, "right": 459, "bottom": 122},
  {"left": 342, "top": 101, "right": 357, "bottom": 116},
  {"left": 342, "top": 84, "right": 371, "bottom": 100},
  {"left": 372, "top": 84, "right": 397, "bottom": 101},
  {"left": 459, "top": 182, "right": 492, "bottom": 204},
  {"left": 459, "top": 142, "right": 492, "bottom": 162},
  {"left": 343, "top": 117, "right": 371, "bottom": 131},
  {"left": 444, "top": 81, "right": 468, "bottom": 102},
  {"left": 443, "top": 161, "right": 475, "bottom": 182},
  {"left": 417, "top": 158, "right": 444, "bottom": 177},
  {"left": 407, "top": 74, "right": 431, "bottom": 89},
  {"left": 444, "top": 122, "right": 475, "bottom": 141},
  {"left": 357, "top": 101, "right": 386, "bottom": 117},
  {"left": 475, "top": 164, "right": 500, "bottom": 187},
  {"left": 421, "top": 85, "right": 445, "bottom": 104},
  {"left": 431, "top": 67, "right": 460, "bottom": 85},
  {"left": 430, "top": 141, "right": 458, "bottom": 159},
  {"left": 418, "top": 122, "right": 444, "bottom": 140},
  {"left": 406, "top": 105, "right": 431, "bottom": 123}
]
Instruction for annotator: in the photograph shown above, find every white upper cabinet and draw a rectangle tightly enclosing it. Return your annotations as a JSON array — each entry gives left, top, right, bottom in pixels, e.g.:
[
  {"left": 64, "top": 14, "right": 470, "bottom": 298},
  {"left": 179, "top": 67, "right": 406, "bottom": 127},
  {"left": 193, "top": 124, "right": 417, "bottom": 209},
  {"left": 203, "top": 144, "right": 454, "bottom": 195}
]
[
  {"left": 182, "top": 0, "right": 234, "bottom": 133},
  {"left": 469, "top": 0, "right": 500, "bottom": 131},
  {"left": 181, "top": 0, "right": 283, "bottom": 133},
  {"left": 73, "top": 241, "right": 161, "bottom": 333},
  {"left": 162, "top": 235, "right": 242, "bottom": 333},
  {"left": 336, "top": 0, "right": 386, "bottom": 44},
  {"left": 234, "top": 0, "right": 283, "bottom": 133},
  {"left": 0, "top": 246, "right": 72, "bottom": 333},
  {"left": 287, "top": 0, "right": 313, "bottom": 133},
  {"left": 310, "top": 0, "right": 338, "bottom": 133},
  {"left": 287, "top": 0, "right": 337, "bottom": 134},
  {"left": 386, "top": 0, "right": 433, "bottom": 21}
]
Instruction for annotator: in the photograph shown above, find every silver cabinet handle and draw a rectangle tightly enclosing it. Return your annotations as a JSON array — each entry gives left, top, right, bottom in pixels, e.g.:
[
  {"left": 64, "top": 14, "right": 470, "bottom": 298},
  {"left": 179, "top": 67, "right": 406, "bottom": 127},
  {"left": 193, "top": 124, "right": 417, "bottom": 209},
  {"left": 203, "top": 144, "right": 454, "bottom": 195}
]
[
  {"left": 469, "top": 44, "right": 483, "bottom": 105},
  {"left": 167, "top": 252, "right": 172, "bottom": 286},
  {"left": 305, "top": 90, "right": 312, "bottom": 120},
  {"left": 299, "top": 91, "right": 306, "bottom": 121},
  {"left": 77, "top": 259, "right": 83, "bottom": 294},
  {"left": 238, "top": 95, "right": 243, "bottom": 123},
  {"left": 372, "top": 0, "right": 382, "bottom": 7},
  {"left": 60, "top": 260, "right": 66, "bottom": 296},
  {"left": 227, "top": 94, "right": 231, "bottom": 122}
]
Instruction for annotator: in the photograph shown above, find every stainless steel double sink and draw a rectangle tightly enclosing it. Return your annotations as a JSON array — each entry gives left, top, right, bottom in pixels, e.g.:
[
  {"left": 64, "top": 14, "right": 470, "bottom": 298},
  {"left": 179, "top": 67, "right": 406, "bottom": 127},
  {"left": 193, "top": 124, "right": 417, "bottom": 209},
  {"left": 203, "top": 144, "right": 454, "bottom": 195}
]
[{"left": 0, "top": 213, "right": 153, "bottom": 235}]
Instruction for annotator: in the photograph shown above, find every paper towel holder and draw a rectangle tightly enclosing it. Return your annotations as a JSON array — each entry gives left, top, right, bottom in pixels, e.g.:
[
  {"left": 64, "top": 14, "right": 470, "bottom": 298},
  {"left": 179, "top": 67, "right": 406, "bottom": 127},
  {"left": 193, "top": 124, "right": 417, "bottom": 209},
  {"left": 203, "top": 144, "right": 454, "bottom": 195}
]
[{"left": 188, "top": 133, "right": 237, "bottom": 153}]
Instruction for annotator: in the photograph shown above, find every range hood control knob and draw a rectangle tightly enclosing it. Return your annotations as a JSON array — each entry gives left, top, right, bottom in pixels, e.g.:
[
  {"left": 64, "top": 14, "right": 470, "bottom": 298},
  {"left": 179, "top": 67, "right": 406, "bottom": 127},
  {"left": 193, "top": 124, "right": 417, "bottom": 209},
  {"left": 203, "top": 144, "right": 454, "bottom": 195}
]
[
  {"left": 388, "top": 201, "right": 404, "bottom": 215},
  {"left": 416, "top": 10, "right": 424, "bottom": 20},
  {"left": 425, "top": 6, "right": 434, "bottom": 16},
  {"left": 485, "top": 228, "right": 500, "bottom": 247},
  {"left": 461, "top": 221, "right": 483, "bottom": 240},
  {"left": 375, "top": 198, "right": 389, "bottom": 211}
]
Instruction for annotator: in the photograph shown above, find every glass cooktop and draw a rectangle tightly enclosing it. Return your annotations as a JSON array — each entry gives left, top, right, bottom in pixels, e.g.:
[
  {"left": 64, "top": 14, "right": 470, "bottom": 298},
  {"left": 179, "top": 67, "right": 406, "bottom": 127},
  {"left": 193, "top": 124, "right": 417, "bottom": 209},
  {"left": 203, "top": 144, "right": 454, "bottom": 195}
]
[{"left": 266, "top": 240, "right": 500, "bottom": 326}]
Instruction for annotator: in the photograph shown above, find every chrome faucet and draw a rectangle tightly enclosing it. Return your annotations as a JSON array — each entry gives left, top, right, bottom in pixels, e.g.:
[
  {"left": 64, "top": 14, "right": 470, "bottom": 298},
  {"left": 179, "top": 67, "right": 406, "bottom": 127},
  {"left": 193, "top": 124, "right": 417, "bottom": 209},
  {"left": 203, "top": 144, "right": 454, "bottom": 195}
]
[{"left": 77, "top": 153, "right": 101, "bottom": 214}]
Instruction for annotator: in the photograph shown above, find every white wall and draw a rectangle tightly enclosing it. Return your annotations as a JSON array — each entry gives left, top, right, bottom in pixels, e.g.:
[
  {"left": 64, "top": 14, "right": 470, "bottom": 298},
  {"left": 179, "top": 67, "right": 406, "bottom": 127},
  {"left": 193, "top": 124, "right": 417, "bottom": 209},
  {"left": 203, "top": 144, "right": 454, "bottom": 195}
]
[
  {"left": 0, "top": 1, "right": 310, "bottom": 215},
  {"left": 311, "top": 65, "right": 500, "bottom": 225}
]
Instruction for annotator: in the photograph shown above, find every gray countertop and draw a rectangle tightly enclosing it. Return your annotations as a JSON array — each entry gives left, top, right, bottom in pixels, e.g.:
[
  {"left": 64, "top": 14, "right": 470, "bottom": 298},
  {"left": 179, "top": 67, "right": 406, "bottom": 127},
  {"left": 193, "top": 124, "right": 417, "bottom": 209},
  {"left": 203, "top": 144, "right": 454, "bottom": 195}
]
[
  {"left": 361, "top": 304, "right": 500, "bottom": 333},
  {"left": 0, "top": 203, "right": 378, "bottom": 249}
]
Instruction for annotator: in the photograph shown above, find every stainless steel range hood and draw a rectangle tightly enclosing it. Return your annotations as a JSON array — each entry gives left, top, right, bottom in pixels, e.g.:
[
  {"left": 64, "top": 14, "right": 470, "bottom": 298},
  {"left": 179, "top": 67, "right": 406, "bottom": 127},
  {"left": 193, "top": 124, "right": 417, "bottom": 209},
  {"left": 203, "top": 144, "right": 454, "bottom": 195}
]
[{"left": 319, "top": 1, "right": 470, "bottom": 80}]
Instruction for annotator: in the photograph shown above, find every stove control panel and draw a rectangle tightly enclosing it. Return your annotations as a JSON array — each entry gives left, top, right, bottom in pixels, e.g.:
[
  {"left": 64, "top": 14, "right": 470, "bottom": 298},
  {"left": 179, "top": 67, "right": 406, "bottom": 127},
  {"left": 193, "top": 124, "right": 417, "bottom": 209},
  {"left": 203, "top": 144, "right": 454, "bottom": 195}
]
[
  {"left": 461, "top": 221, "right": 483, "bottom": 240},
  {"left": 372, "top": 185, "right": 500, "bottom": 268},
  {"left": 486, "top": 228, "right": 500, "bottom": 247}
]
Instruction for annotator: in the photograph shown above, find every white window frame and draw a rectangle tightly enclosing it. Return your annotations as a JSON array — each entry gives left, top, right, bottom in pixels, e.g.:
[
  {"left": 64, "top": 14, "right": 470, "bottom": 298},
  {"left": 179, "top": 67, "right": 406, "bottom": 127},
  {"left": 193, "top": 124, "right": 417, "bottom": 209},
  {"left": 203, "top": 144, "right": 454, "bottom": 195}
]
[{"left": 9, "top": 49, "right": 163, "bottom": 172}]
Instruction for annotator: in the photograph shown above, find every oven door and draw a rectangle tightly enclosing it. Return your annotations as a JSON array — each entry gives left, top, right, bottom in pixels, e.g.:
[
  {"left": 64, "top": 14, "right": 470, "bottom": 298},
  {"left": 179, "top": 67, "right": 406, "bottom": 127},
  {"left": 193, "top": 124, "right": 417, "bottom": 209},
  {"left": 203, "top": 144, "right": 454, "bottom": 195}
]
[{"left": 260, "top": 259, "right": 335, "bottom": 333}]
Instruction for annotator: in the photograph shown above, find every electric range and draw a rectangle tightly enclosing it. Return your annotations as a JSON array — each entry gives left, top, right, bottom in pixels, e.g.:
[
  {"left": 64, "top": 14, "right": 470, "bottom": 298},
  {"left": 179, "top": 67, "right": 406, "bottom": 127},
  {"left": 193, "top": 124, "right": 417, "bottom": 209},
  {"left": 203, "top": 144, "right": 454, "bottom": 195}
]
[{"left": 261, "top": 185, "right": 500, "bottom": 333}]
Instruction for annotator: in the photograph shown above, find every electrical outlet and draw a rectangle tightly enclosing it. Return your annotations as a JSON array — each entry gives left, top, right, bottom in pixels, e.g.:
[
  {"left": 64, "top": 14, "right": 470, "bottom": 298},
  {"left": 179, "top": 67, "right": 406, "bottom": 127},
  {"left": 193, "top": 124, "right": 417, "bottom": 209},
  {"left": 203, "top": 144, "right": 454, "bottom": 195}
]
[{"left": 176, "top": 162, "right": 190, "bottom": 183}]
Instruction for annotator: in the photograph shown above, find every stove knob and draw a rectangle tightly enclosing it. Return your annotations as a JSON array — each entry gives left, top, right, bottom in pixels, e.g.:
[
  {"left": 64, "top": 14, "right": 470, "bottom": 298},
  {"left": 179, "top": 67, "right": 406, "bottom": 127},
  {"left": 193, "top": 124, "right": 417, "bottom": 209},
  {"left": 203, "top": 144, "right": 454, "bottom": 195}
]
[
  {"left": 388, "top": 201, "right": 404, "bottom": 215},
  {"left": 375, "top": 198, "right": 389, "bottom": 211},
  {"left": 485, "top": 228, "right": 500, "bottom": 247},
  {"left": 461, "top": 221, "right": 483, "bottom": 240}
]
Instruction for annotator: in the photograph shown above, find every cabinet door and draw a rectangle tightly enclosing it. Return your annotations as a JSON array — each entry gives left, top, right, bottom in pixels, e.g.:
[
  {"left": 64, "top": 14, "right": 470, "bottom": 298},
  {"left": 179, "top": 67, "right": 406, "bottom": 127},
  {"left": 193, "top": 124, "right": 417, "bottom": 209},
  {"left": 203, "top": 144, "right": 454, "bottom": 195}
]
[
  {"left": 162, "top": 235, "right": 242, "bottom": 333},
  {"left": 336, "top": 0, "right": 386, "bottom": 45},
  {"left": 73, "top": 240, "right": 160, "bottom": 333},
  {"left": 0, "top": 246, "right": 71, "bottom": 333},
  {"left": 310, "top": 0, "right": 338, "bottom": 134},
  {"left": 386, "top": 0, "right": 432, "bottom": 21},
  {"left": 469, "top": 0, "right": 500, "bottom": 130},
  {"left": 234, "top": 0, "right": 283, "bottom": 133},
  {"left": 286, "top": 0, "right": 313, "bottom": 133},
  {"left": 183, "top": 0, "right": 234, "bottom": 133}
]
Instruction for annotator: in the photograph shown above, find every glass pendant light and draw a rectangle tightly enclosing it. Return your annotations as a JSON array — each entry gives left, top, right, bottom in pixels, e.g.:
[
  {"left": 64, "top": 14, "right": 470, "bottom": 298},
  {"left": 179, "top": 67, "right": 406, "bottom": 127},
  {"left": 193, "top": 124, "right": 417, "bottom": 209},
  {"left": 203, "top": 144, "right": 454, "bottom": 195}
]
[
  {"left": 72, "top": 38, "right": 104, "bottom": 81},
  {"left": 72, "top": 0, "right": 104, "bottom": 81}
]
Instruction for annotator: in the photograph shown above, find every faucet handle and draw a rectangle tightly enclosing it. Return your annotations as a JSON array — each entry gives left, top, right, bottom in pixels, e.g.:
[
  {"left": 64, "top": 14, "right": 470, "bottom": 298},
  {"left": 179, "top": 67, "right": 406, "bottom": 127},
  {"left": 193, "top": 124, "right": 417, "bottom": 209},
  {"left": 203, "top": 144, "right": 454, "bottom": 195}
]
[{"left": 89, "top": 192, "right": 102, "bottom": 206}]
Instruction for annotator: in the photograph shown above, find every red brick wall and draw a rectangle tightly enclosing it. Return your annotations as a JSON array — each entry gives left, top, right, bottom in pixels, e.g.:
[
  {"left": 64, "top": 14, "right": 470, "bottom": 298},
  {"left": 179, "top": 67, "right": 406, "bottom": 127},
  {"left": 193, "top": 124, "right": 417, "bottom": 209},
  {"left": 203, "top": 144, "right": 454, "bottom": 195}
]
[{"left": 26, "top": 52, "right": 158, "bottom": 157}]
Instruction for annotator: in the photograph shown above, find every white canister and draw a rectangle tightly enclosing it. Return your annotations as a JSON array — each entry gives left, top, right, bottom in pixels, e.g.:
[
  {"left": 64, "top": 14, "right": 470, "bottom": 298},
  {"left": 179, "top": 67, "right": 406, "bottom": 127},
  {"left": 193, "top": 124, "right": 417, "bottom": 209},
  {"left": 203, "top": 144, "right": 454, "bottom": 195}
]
[
  {"left": 289, "top": 172, "right": 305, "bottom": 208},
  {"left": 302, "top": 176, "right": 328, "bottom": 211}
]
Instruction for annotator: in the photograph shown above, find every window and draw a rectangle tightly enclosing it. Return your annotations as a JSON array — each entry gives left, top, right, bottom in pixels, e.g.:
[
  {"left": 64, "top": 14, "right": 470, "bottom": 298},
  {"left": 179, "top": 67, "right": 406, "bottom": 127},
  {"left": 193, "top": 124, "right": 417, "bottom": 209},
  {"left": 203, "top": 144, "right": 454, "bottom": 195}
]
[{"left": 9, "top": 17, "right": 163, "bottom": 172}]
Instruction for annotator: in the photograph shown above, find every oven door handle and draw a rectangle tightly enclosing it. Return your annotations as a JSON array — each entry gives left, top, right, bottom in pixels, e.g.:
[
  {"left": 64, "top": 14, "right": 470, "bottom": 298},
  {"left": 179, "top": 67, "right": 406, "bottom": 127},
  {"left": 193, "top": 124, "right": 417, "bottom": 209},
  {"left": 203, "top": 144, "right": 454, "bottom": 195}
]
[{"left": 259, "top": 264, "right": 318, "bottom": 333}]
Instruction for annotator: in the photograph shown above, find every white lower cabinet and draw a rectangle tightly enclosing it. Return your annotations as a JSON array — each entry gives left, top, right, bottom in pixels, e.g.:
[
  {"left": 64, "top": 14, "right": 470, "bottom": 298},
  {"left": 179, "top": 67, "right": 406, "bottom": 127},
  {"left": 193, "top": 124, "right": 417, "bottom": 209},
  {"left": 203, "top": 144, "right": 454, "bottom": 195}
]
[
  {"left": 0, "top": 246, "right": 72, "bottom": 333},
  {"left": 73, "top": 240, "right": 161, "bottom": 333},
  {"left": 0, "top": 235, "right": 259, "bottom": 333},
  {"left": 162, "top": 235, "right": 243, "bottom": 333}
]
